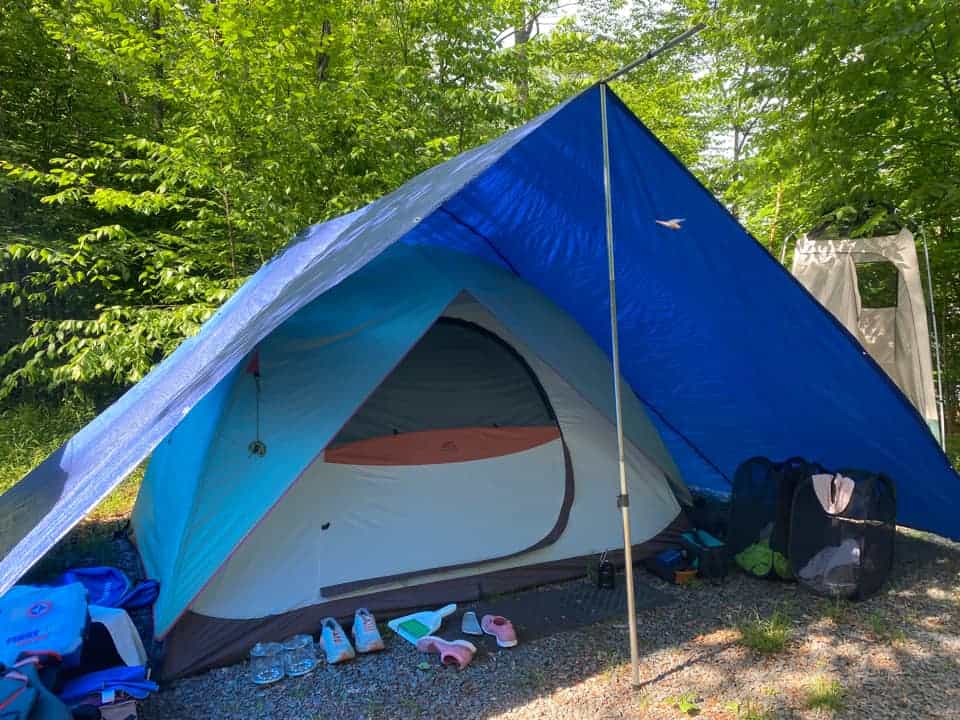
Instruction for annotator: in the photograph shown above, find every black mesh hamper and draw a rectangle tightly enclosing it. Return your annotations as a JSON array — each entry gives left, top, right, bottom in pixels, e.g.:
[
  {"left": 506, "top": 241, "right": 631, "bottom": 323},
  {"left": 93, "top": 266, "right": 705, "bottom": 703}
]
[
  {"left": 728, "top": 456, "right": 822, "bottom": 579},
  {"left": 788, "top": 469, "right": 896, "bottom": 600}
]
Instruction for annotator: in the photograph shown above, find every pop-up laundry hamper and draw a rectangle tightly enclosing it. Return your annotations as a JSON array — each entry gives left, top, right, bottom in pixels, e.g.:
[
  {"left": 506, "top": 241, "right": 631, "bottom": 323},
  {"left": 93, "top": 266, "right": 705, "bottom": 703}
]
[
  {"left": 788, "top": 470, "right": 896, "bottom": 599},
  {"left": 728, "top": 457, "right": 819, "bottom": 580}
]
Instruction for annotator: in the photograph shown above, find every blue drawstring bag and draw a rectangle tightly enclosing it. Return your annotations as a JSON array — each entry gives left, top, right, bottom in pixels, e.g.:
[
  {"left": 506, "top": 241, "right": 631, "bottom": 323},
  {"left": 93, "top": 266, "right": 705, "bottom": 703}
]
[
  {"left": 54, "top": 568, "right": 159, "bottom": 610},
  {"left": 54, "top": 568, "right": 130, "bottom": 609},
  {"left": 117, "top": 579, "right": 159, "bottom": 610},
  {"left": 59, "top": 665, "right": 157, "bottom": 705}
]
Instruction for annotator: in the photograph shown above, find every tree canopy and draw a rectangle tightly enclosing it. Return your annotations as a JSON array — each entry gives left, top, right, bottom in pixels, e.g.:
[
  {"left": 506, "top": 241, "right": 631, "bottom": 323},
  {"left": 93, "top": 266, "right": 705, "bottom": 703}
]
[{"left": 1, "top": 0, "right": 957, "bottom": 433}]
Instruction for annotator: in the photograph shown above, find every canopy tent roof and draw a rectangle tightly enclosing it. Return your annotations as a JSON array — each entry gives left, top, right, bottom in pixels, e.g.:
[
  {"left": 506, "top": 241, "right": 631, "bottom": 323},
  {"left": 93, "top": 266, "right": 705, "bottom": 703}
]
[{"left": 2, "top": 85, "right": 959, "bottom": 596}]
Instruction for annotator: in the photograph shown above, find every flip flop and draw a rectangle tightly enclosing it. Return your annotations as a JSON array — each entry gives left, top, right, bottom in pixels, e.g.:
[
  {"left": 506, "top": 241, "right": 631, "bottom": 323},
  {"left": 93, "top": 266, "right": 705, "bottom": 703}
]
[
  {"left": 461, "top": 611, "right": 482, "bottom": 636},
  {"left": 481, "top": 614, "right": 518, "bottom": 648},
  {"left": 415, "top": 636, "right": 477, "bottom": 670}
]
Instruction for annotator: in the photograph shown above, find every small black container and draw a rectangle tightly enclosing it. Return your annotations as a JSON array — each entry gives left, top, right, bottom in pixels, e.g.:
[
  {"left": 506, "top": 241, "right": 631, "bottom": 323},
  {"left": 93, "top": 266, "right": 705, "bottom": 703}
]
[{"left": 597, "top": 552, "right": 615, "bottom": 590}]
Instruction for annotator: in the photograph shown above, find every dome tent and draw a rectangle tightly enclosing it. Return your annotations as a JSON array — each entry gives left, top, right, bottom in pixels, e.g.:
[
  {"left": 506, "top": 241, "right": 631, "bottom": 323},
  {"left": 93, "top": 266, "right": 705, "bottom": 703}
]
[
  {"left": 1, "top": 84, "right": 958, "bottom": 678},
  {"left": 139, "top": 246, "right": 688, "bottom": 676}
]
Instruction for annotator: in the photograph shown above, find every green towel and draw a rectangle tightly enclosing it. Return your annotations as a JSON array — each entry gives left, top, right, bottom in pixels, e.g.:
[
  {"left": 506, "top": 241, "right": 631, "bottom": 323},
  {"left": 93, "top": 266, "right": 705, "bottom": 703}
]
[{"left": 735, "top": 540, "right": 791, "bottom": 579}]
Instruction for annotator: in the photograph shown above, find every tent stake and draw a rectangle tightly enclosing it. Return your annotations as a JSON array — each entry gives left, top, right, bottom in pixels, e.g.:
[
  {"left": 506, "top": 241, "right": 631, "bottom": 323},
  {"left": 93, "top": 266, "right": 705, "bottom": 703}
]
[{"left": 599, "top": 81, "right": 642, "bottom": 688}]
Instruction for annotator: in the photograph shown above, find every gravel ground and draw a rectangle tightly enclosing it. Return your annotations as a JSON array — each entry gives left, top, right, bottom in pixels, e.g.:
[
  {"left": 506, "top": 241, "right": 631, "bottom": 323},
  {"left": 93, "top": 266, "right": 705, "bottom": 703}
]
[{"left": 141, "top": 528, "right": 960, "bottom": 719}]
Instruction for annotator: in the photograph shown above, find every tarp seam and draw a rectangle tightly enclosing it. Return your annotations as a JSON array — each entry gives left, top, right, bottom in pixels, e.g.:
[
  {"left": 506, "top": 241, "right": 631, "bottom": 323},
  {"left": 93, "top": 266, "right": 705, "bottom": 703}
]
[
  {"left": 637, "top": 397, "right": 731, "bottom": 486},
  {"left": 438, "top": 207, "right": 522, "bottom": 276}
]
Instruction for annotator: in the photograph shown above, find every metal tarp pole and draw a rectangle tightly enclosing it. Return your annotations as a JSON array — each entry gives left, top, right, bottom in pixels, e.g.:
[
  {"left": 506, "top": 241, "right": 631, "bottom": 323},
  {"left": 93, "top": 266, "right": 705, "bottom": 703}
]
[
  {"left": 593, "top": 15, "right": 708, "bottom": 687},
  {"left": 599, "top": 81, "right": 641, "bottom": 687},
  {"left": 779, "top": 230, "right": 798, "bottom": 265},
  {"left": 919, "top": 226, "right": 947, "bottom": 449},
  {"left": 602, "top": 23, "right": 706, "bottom": 84}
]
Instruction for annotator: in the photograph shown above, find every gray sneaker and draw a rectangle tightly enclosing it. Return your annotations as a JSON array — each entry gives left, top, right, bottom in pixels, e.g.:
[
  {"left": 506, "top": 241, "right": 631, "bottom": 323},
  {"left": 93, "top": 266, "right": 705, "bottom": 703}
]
[
  {"left": 352, "top": 608, "right": 385, "bottom": 653},
  {"left": 320, "top": 617, "right": 355, "bottom": 663}
]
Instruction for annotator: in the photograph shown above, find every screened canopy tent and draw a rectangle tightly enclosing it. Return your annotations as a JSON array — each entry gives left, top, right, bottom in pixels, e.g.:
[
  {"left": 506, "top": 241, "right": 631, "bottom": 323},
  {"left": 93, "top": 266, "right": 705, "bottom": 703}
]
[
  {"left": 792, "top": 229, "right": 943, "bottom": 443},
  {"left": 135, "top": 251, "right": 688, "bottom": 676},
  {"left": 2, "top": 84, "right": 960, "bottom": 676}
]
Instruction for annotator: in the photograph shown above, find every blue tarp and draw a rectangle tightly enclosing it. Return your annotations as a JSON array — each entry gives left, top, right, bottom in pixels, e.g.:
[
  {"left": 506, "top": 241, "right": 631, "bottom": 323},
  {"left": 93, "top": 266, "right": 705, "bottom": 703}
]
[{"left": 1, "top": 84, "right": 957, "bottom": 599}]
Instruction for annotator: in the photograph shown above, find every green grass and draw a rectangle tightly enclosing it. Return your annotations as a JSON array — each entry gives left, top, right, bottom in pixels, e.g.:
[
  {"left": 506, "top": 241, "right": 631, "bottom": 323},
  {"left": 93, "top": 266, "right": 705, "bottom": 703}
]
[
  {"left": 664, "top": 692, "right": 701, "bottom": 716},
  {"left": 0, "top": 400, "right": 141, "bottom": 520},
  {"left": 1, "top": 400, "right": 143, "bottom": 582},
  {"left": 820, "top": 596, "right": 851, "bottom": 624},
  {"left": 726, "top": 700, "right": 774, "bottom": 720},
  {"left": 737, "top": 608, "right": 792, "bottom": 654},
  {"left": 948, "top": 433, "right": 959, "bottom": 472},
  {"left": 866, "top": 610, "right": 906, "bottom": 644},
  {"left": 0, "top": 400, "right": 95, "bottom": 493},
  {"left": 805, "top": 676, "right": 846, "bottom": 713}
]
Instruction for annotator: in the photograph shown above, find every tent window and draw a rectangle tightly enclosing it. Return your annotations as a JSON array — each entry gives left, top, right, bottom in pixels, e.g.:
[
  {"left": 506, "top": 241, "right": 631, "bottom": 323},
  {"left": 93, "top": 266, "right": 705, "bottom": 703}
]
[
  {"left": 855, "top": 261, "right": 898, "bottom": 308},
  {"left": 330, "top": 318, "right": 556, "bottom": 448}
]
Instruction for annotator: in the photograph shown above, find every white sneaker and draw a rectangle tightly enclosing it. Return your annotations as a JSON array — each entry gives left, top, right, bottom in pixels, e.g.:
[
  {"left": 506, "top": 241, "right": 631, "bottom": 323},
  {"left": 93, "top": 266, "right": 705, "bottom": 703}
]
[
  {"left": 320, "top": 617, "right": 355, "bottom": 664},
  {"left": 352, "top": 608, "right": 385, "bottom": 653}
]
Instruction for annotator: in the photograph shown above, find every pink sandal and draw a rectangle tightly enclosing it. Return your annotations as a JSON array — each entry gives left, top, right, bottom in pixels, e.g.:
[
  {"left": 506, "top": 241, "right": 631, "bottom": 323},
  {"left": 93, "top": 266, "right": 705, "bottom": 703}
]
[
  {"left": 415, "top": 636, "right": 477, "bottom": 670},
  {"left": 481, "top": 614, "right": 518, "bottom": 648}
]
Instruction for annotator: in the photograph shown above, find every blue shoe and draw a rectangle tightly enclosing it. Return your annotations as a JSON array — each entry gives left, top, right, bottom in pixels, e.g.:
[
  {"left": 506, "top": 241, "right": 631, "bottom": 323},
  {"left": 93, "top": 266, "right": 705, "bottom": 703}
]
[
  {"left": 352, "top": 608, "right": 385, "bottom": 653},
  {"left": 320, "top": 617, "right": 355, "bottom": 664}
]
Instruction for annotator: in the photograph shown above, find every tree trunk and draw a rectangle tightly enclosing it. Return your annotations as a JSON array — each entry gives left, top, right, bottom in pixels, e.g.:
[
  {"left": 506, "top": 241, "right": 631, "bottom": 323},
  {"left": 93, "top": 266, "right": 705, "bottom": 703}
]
[
  {"left": 151, "top": 6, "right": 165, "bottom": 132},
  {"left": 513, "top": 6, "right": 539, "bottom": 109}
]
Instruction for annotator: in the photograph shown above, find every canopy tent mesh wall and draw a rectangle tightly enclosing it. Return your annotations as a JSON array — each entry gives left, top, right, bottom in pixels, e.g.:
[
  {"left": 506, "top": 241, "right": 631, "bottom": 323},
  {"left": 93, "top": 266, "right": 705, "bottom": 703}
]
[{"left": 792, "top": 229, "right": 942, "bottom": 443}]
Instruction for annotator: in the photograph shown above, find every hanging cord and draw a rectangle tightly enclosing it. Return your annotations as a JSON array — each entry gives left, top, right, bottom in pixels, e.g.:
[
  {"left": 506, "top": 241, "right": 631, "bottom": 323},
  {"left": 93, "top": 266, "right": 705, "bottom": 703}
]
[
  {"left": 248, "top": 351, "right": 267, "bottom": 457},
  {"left": 602, "top": 23, "right": 707, "bottom": 84},
  {"left": 599, "top": 1, "right": 715, "bottom": 84}
]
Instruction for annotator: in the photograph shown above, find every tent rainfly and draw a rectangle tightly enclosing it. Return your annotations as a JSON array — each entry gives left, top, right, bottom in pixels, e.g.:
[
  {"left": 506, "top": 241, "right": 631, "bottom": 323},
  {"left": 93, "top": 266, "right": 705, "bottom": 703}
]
[
  {"left": 792, "top": 229, "right": 943, "bottom": 444},
  {"left": 1, "top": 85, "right": 959, "bottom": 679}
]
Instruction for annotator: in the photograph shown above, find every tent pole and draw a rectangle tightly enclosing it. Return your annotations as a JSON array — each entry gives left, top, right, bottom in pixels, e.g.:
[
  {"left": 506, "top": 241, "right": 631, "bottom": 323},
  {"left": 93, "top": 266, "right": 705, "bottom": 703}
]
[
  {"left": 779, "top": 230, "right": 798, "bottom": 265},
  {"left": 919, "top": 225, "right": 947, "bottom": 450},
  {"left": 599, "top": 81, "right": 642, "bottom": 688},
  {"left": 593, "top": 12, "right": 709, "bottom": 688}
]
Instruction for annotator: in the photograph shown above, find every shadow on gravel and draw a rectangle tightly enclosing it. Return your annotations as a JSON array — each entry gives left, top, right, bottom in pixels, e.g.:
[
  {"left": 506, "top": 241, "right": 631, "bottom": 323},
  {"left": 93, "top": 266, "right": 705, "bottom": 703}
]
[
  {"left": 614, "top": 527, "right": 960, "bottom": 720},
  {"left": 21, "top": 517, "right": 155, "bottom": 646},
  {"left": 136, "top": 527, "right": 958, "bottom": 720}
]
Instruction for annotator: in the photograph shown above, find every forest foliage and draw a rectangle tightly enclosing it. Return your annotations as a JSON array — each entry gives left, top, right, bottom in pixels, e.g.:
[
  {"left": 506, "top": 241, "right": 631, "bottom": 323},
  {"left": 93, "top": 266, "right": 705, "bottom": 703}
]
[{"left": 0, "top": 0, "right": 957, "bottom": 430}]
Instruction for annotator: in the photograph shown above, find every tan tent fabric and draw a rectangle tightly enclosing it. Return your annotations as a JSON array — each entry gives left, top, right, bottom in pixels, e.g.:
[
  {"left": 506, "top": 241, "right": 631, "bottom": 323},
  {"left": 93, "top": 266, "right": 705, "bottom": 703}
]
[
  {"left": 792, "top": 229, "right": 940, "bottom": 440},
  {"left": 159, "top": 514, "right": 689, "bottom": 679}
]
